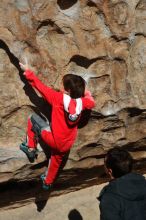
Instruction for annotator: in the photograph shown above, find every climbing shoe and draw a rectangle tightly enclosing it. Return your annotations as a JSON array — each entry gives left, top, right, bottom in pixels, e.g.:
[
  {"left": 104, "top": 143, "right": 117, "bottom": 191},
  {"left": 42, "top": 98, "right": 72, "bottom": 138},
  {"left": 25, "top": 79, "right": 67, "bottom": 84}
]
[
  {"left": 40, "top": 174, "right": 52, "bottom": 191},
  {"left": 20, "top": 142, "right": 37, "bottom": 163}
]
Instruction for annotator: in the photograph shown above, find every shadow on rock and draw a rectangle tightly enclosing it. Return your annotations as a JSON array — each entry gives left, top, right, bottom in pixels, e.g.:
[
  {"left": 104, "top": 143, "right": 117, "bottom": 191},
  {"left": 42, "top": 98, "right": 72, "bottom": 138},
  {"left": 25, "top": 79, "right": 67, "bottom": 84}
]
[
  {"left": 34, "top": 188, "right": 52, "bottom": 212},
  {"left": 78, "top": 109, "right": 91, "bottom": 129},
  {"left": 68, "top": 209, "right": 83, "bottom": 220}
]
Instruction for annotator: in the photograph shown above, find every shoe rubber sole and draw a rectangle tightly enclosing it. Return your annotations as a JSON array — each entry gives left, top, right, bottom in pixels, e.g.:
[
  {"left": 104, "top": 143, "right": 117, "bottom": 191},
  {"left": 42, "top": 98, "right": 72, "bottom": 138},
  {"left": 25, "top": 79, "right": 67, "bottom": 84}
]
[
  {"left": 20, "top": 142, "right": 37, "bottom": 163},
  {"left": 40, "top": 174, "right": 52, "bottom": 190}
]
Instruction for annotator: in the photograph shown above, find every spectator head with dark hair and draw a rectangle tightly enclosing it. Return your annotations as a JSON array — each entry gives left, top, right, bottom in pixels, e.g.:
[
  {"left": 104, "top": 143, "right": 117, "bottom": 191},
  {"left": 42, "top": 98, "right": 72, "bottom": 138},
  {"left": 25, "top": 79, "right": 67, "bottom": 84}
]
[
  {"left": 104, "top": 147, "right": 133, "bottom": 179},
  {"left": 99, "top": 147, "right": 146, "bottom": 220}
]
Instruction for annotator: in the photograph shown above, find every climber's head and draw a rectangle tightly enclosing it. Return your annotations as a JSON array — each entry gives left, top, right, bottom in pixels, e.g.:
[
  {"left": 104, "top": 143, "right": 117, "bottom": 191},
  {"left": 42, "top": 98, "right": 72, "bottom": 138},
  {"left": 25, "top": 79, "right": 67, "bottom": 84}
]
[{"left": 62, "top": 74, "right": 85, "bottom": 99}]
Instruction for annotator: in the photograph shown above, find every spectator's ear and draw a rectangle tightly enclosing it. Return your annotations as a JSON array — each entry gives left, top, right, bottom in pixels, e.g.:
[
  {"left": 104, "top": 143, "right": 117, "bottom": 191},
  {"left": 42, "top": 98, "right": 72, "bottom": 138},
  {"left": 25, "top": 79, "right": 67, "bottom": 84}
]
[
  {"left": 104, "top": 157, "right": 114, "bottom": 179},
  {"left": 104, "top": 163, "right": 114, "bottom": 179},
  {"left": 107, "top": 168, "right": 114, "bottom": 180}
]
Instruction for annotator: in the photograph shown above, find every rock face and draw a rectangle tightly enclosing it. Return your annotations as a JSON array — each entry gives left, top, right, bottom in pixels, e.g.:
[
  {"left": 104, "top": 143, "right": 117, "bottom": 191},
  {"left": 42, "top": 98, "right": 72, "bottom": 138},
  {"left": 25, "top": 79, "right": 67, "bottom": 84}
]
[{"left": 0, "top": 0, "right": 146, "bottom": 209}]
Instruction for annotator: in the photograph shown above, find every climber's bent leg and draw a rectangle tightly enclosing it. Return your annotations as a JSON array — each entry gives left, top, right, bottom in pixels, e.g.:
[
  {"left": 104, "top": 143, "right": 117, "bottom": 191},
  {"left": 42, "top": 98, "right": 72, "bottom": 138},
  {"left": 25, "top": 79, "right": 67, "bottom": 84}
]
[
  {"left": 41, "top": 129, "right": 57, "bottom": 150},
  {"left": 30, "top": 113, "right": 51, "bottom": 137},
  {"left": 20, "top": 113, "right": 50, "bottom": 162}
]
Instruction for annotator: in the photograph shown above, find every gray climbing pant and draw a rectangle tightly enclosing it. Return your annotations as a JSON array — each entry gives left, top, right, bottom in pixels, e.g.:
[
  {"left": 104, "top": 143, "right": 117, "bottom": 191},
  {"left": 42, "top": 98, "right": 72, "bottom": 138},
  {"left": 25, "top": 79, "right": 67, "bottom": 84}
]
[{"left": 30, "top": 113, "right": 51, "bottom": 137}]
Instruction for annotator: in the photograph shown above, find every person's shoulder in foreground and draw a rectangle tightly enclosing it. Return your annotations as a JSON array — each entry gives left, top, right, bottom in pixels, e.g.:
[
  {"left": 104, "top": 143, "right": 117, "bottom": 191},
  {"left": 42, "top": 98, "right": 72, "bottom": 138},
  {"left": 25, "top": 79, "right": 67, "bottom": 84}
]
[{"left": 98, "top": 147, "right": 146, "bottom": 220}]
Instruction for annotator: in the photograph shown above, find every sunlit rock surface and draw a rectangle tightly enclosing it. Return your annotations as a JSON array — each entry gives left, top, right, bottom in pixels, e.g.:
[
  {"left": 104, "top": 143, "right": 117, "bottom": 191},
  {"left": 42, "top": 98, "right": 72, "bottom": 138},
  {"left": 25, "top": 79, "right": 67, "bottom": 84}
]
[{"left": 0, "top": 0, "right": 146, "bottom": 209}]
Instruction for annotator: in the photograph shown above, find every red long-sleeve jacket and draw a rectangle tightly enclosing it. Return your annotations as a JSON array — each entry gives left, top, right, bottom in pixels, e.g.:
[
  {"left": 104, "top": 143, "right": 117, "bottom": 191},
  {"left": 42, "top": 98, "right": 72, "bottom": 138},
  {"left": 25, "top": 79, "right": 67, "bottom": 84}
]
[{"left": 24, "top": 70, "right": 95, "bottom": 153}]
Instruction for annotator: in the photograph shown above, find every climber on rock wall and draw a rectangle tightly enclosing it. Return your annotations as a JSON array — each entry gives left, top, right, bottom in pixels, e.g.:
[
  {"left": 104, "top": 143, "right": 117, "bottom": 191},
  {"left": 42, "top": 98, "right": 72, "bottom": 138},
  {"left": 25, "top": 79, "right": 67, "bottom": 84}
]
[{"left": 19, "top": 60, "right": 95, "bottom": 190}]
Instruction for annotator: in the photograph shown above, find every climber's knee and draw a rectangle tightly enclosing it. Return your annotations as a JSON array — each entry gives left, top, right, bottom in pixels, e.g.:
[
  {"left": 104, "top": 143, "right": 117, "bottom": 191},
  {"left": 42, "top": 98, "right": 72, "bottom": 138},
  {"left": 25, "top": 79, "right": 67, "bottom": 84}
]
[{"left": 30, "top": 113, "right": 50, "bottom": 136}]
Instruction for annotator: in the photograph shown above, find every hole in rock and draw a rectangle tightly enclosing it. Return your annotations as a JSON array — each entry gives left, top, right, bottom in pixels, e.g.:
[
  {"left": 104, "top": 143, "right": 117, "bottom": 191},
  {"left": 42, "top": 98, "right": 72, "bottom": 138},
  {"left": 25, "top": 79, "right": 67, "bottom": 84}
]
[
  {"left": 127, "top": 107, "right": 144, "bottom": 117},
  {"left": 87, "top": 1, "right": 97, "bottom": 7},
  {"left": 37, "top": 20, "right": 64, "bottom": 34},
  {"left": 57, "top": 0, "right": 78, "bottom": 10},
  {"left": 70, "top": 55, "right": 98, "bottom": 68}
]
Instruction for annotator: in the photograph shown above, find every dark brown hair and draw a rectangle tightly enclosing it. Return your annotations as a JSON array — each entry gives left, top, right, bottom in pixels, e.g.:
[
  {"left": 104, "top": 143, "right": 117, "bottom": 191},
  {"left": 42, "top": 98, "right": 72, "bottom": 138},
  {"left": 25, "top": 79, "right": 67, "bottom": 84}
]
[
  {"left": 105, "top": 147, "right": 133, "bottom": 178},
  {"left": 63, "top": 74, "right": 85, "bottom": 98}
]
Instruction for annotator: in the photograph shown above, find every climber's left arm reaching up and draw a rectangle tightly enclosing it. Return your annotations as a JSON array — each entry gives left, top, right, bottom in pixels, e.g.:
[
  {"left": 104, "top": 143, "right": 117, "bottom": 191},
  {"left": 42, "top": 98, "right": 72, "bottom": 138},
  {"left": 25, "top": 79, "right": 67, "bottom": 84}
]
[{"left": 19, "top": 62, "right": 58, "bottom": 105}]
